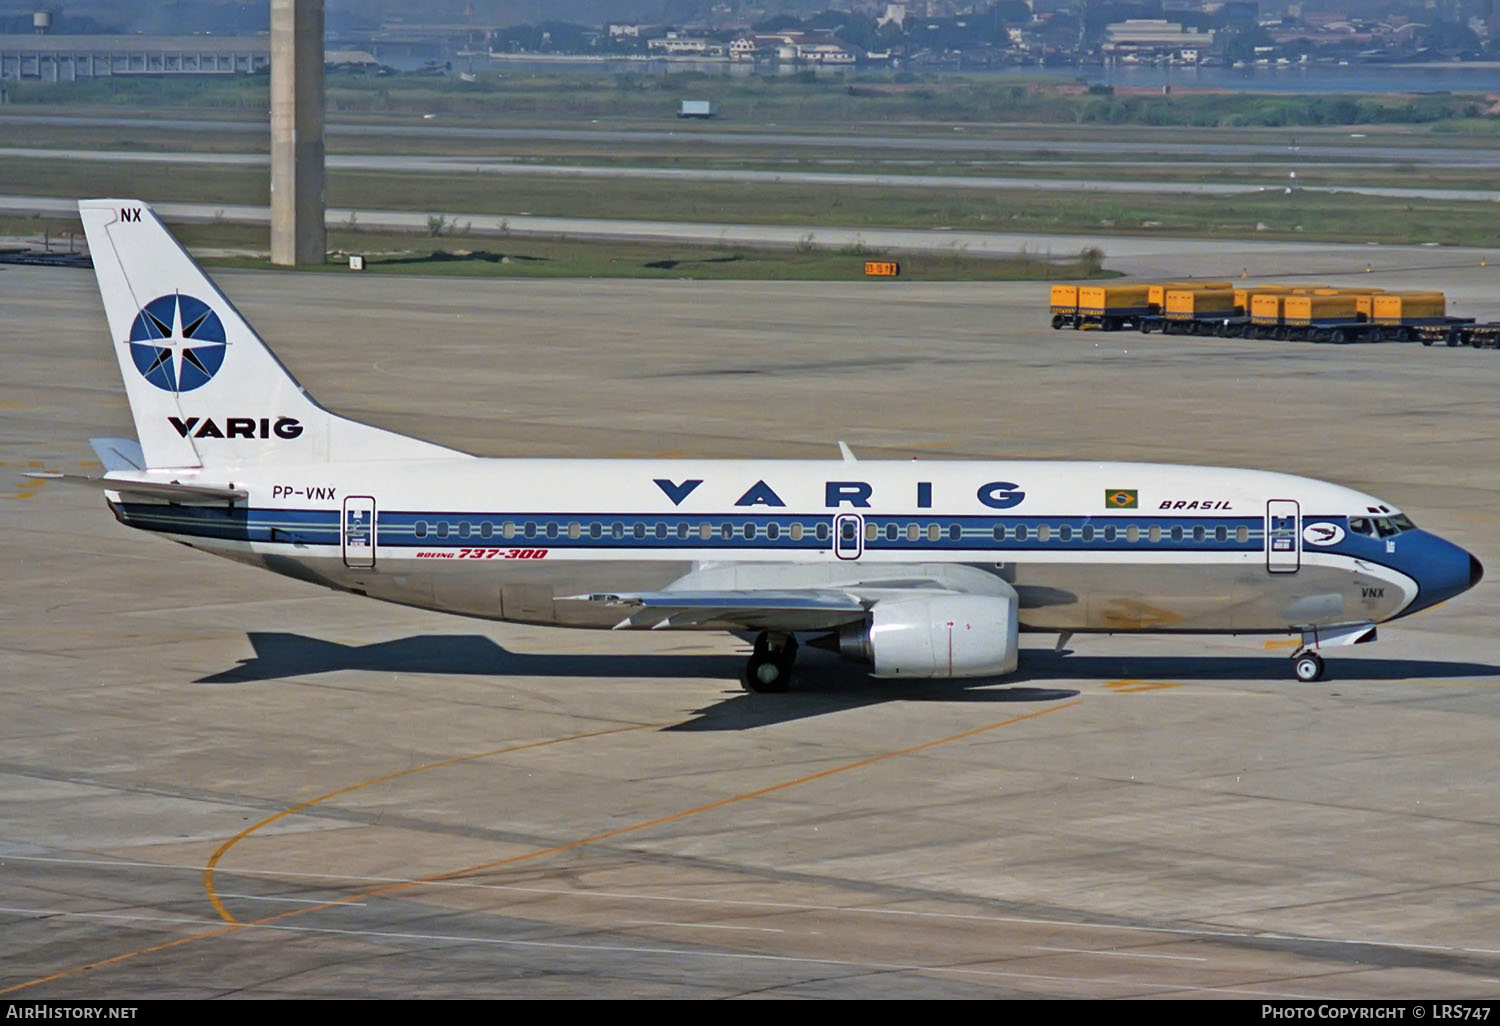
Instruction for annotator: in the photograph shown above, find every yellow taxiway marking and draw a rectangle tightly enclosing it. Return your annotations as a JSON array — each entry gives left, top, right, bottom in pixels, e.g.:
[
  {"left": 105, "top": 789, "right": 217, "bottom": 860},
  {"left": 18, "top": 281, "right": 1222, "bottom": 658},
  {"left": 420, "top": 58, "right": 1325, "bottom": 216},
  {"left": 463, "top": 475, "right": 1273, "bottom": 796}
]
[
  {"left": 202, "top": 721, "right": 666, "bottom": 924},
  {"left": 1103, "top": 679, "right": 1184, "bottom": 694},
  {"left": 2, "top": 698, "right": 1082, "bottom": 995}
]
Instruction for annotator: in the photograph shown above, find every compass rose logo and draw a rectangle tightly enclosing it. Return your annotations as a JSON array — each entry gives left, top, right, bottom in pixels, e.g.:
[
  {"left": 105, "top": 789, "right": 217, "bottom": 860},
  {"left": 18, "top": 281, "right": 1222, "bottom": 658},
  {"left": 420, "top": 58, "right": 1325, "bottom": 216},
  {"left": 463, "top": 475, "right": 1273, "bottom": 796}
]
[{"left": 127, "top": 293, "right": 227, "bottom": 393}]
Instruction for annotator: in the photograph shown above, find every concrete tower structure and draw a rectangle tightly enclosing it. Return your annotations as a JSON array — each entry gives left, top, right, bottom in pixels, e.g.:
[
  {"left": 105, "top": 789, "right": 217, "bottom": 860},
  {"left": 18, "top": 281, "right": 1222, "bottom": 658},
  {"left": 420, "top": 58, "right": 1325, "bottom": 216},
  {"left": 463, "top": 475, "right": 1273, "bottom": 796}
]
[{"left": 270, "top": 0, "right": 325, "bottom": 266}]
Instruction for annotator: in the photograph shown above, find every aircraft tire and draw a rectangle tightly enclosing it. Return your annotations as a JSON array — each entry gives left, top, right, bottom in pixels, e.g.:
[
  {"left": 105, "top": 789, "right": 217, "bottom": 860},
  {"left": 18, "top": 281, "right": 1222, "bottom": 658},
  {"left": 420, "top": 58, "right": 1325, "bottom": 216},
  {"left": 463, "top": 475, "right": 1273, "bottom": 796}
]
[
  {"left": 1293, "top": 651, "right": 1325, "bottom": 683},
  {"left": 742, "top": 632, "right": 797, "bottom": 693}
]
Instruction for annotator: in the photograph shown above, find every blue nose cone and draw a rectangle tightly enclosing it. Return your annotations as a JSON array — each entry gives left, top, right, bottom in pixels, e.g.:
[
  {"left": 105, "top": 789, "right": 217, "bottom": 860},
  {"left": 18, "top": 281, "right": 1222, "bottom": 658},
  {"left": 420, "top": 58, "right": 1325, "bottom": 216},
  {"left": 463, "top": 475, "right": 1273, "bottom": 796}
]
[{"left": 1402, "top": 532, "right": 1482, "bottom": 615}]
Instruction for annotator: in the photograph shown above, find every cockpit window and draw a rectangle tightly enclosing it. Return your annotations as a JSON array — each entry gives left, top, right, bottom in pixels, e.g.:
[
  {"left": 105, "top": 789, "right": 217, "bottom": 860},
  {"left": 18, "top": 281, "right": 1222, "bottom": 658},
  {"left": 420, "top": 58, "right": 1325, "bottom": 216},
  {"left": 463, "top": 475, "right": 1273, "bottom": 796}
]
[{"left": 1350, "top": 514, "right": 1416, "bottom": 538}]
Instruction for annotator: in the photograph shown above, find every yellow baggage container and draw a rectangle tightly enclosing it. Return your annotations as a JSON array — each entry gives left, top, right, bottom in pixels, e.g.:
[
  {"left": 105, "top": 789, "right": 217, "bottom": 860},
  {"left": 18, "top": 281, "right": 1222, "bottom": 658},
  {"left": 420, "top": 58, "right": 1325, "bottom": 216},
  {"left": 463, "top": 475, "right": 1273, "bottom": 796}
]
[
  {"left": 1250, "top": 293, "right": 1289, "bottom": 325},
  {"left": 1148, "top": 280, "right": 1231, "bottom": 310},
  {"left": 1284, "top": 294, "right": 1359, "bottom": 325},
  {"left": 1049, "top": 284, "right": 1079, "bottom": 313},
  {"left": 1078, "top": 284, "right": 1152, "bottom": 316},
  {"left": 1164, "top": 287, "right": 1236, "bottom": 320},
  {"left": 1372, "top": 291, "right": 1446, "bottom": 324},
  {"left": 1334, "top": 289, "right": 1387, "bottom": 319},
  {"left": 1234, "top": 284, "right": 1295, "bottom": 314}
]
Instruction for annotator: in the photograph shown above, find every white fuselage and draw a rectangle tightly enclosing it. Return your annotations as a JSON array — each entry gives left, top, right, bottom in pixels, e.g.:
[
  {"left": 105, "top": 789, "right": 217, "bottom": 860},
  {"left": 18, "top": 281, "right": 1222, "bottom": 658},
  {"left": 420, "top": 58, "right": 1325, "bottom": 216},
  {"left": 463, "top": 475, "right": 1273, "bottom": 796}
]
[{"left": 109, "top": 457, "right": 1435, "bottom": 634}]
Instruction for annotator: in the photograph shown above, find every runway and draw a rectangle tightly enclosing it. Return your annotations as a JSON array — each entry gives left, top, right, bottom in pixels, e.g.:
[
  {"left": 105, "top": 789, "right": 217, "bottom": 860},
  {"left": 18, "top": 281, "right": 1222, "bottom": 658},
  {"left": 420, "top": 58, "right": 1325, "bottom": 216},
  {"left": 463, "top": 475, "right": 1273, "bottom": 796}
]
[
  {"left": 6, "top": 147, "right": 1496, "bottom": 203},
  {"left": 6, "top": 111, "right": 1499, "bottom": 166},
  {"left": 2, "top": 262, "right": 1500, "bottom": 997},
  {"left": 4, "top": 194, "right": 1497, "bottom": 279}
]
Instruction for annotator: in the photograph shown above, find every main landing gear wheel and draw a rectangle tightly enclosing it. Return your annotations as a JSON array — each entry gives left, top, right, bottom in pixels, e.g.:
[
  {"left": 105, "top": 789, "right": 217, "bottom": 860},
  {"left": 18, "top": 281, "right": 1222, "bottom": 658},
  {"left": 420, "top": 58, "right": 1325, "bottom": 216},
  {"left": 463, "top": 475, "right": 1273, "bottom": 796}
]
[
  {"left": 1292, "top": 651, "right": 1325, "bottom": 683},
  {"left": 742, "top": 632, "right": 798, "bottom": 693}
]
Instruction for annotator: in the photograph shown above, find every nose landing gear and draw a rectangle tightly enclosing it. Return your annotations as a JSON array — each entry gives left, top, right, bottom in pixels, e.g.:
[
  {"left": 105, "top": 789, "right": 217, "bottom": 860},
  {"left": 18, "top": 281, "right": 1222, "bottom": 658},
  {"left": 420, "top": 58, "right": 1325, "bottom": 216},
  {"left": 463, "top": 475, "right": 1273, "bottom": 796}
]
[{"left": 742, "top": 631, "right": 798, "bottom": 693}]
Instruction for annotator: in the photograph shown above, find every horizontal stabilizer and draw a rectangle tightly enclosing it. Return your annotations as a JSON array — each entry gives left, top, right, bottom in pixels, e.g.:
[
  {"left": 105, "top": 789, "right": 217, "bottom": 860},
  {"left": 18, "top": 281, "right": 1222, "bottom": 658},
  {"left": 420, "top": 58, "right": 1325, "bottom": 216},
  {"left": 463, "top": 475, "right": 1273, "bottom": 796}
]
[
  {"left": 24, "top": 472, "right": 247, "bottom": 505},
  {"left": 90, "top": 437, "right": 145, "bottom": 472}
]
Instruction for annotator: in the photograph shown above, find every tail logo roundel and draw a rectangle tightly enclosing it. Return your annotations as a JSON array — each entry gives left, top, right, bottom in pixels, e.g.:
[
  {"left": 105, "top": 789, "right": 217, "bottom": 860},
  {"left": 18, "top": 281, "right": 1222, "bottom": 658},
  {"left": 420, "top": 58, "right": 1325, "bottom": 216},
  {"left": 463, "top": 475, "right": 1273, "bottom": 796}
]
[{"left": 127, "top": 293, "right": 227, "bottom": 393}]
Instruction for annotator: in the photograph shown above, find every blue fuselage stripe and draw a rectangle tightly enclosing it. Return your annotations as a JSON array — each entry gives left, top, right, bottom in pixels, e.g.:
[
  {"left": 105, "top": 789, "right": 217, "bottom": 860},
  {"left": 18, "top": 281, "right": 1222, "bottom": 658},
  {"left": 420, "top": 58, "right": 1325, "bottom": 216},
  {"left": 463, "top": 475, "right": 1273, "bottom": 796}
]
[{"left": 115, "top": 504, "right": 1285, "bottom": 555}]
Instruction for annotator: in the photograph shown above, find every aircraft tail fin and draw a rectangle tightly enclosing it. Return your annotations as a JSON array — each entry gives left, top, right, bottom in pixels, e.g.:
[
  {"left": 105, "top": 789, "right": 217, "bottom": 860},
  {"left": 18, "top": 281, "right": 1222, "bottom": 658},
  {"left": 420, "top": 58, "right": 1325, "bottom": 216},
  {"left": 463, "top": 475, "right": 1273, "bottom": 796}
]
[{"left": 79, "top": 199, "right": 466, "bottom": 470}]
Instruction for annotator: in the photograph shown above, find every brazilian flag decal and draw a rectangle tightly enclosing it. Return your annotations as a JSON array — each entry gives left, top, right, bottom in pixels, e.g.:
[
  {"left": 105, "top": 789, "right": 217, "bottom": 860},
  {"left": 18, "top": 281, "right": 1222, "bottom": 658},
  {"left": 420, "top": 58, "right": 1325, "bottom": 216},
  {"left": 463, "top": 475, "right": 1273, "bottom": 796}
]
[{"left": 1105, "top": 489, "right": 1138, "bottom": 509}]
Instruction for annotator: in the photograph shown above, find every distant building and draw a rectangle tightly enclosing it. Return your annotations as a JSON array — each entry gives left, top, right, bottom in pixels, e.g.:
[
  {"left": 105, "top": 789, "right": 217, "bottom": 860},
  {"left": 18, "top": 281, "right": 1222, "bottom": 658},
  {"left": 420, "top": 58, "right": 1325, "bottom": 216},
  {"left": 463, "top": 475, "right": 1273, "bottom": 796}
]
[
  {"left": 0, "top": 34, "right": 271, "bottom": 79},
  {"left": 647, "top": 33, "right": 725, "bottom": 57},
  {"left": 1102, "top": 19, "right": 1216, "bottom": 61}
]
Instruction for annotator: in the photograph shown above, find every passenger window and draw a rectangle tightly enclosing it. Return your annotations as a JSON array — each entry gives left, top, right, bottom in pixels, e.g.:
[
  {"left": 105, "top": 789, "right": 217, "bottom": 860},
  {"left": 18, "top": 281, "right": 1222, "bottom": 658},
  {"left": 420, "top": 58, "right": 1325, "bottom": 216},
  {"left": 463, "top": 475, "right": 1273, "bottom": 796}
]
[
  {"left": 816, "top": 523, "right": 830, "bottom": 541},
  {"left": 568, "top": 522, "right": 581, "bottom": 540},
  {"left": 699, "top": 522, "right": 713, "bottom": 540},
  {"left": 655, "top": 522, "right": 667, "bottom": 539},
  {"left": 1193, "top": 526, "right": 1205, "bottom": 543},
  {"left": 1104, "top": 525, "right": 1117, "bottom": 542},
  {"left": 480, "top": 522, "right": 494, "bottom": 539},
  {"left": 790, "top": 522, "right": 804, "bottom": 541},
  {"left": 458, "top": 521, "right": 471, "bottom": 539},
  {"left": 414, "top": 520, "right": 428, "bottom": 538},
  {"left": 1236, "top": 525, "right": 1249, "bottom": 543},
  {"left": 745, "top": 522, "right": 758, "bottom": 539},
  {"left": 927, "top": 524, "right": 941, "bottom": 542},
  {"left": 1125, "top": 525, "right": 1139, "bottom": 543},
  {"left": 721, "top": 523, "right": 733, "bottom": 540},
  {"left": 886, "top": 524, "right": 898, "bottom": 541},
  {"left": 1058, "top": 525, "right": 1073, "bottom": 542},
  {"left": 1170, "top": 526, "right": 1183, "bottom": 542},
  {"left": 767, "top": 522, "right": 780, "bottom": 540},
  {"left": 949, "top": 524, "right": 962, "bottom": 541},
  {"left": 1014, "top": 524, "right": 1029, "bottom": 542},
  {"left": 1214, "top": 525, "right": 1226, "bottom": 542},
  {"left": 1148, "top": 525, "right": 1162, "bottom": 543},
  {"left": 612, "top": 523, "right": 624, "bottom": 540},
  {"left": 993, "top": 525, "right": 1006, "bottom": 541},
  {"left": 589, "top": 522, "right": 602, "bottom": 540},
  {"left": 908, "top": 523, "right": 921, "bottom": 542},
  {"left": 1081, "top": 525, "right": 1094, "bottom": 542},
  {"left": 437, "top": 521, "right": 450, "bottom": 539},
  {"left": 546, "top": 522, "right": 559, "bottom": 539},
  {"left": 503, "top": 521, "right": 517, "bottom": 539},
  {"left": 523, "top": 521, "right": 536, "bottom": 538},
  {"left": 678, "top": 522, "right": 691, "bottom": 540},
  {"left": 867, "top": 522, "right": 879, "bottom": 541},
  {"left": 1037, "top": 524, "right": 1050, "bottom": 543}
]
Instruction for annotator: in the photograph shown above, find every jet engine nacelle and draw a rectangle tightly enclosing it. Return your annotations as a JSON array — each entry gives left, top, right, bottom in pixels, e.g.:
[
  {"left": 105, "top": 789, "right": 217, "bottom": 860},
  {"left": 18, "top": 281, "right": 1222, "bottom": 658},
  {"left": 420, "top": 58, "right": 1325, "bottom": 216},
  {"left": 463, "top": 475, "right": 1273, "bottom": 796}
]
[{"left": 831, "top": 590, "right": 1019, "bottom": 678}]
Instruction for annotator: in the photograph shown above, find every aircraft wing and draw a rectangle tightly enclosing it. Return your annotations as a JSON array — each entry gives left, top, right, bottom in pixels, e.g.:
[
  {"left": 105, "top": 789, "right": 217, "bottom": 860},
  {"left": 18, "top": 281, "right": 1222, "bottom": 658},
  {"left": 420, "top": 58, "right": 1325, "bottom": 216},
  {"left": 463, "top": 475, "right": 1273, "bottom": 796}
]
[{"left": 580, "top": 589, "right": 869, "bottom": 632}]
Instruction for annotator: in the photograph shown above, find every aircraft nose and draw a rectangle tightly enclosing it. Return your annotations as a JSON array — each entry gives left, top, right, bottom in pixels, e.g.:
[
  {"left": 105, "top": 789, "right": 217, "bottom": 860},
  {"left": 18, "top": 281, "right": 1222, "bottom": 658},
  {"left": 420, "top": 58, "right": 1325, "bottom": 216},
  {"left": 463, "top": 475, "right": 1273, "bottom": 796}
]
[{"left": 1395, "top": 533, "right": 1482, "bottom": 616}]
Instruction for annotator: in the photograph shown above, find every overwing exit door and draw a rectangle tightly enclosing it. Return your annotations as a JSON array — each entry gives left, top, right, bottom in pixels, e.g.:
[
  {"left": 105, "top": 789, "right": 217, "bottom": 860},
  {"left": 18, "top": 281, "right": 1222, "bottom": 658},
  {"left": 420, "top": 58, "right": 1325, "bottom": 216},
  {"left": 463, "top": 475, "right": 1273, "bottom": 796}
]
[{"left": 834, "top": 513, "right": 864, "bottom": 560}]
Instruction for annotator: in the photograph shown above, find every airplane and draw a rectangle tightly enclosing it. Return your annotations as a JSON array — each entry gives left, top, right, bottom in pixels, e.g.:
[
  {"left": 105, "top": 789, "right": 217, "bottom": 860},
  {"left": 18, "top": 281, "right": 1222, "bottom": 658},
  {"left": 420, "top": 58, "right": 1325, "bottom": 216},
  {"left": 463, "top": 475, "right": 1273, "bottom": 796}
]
[{"left": 32, "top": 198, "right": 1483, "bottom": 692}]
